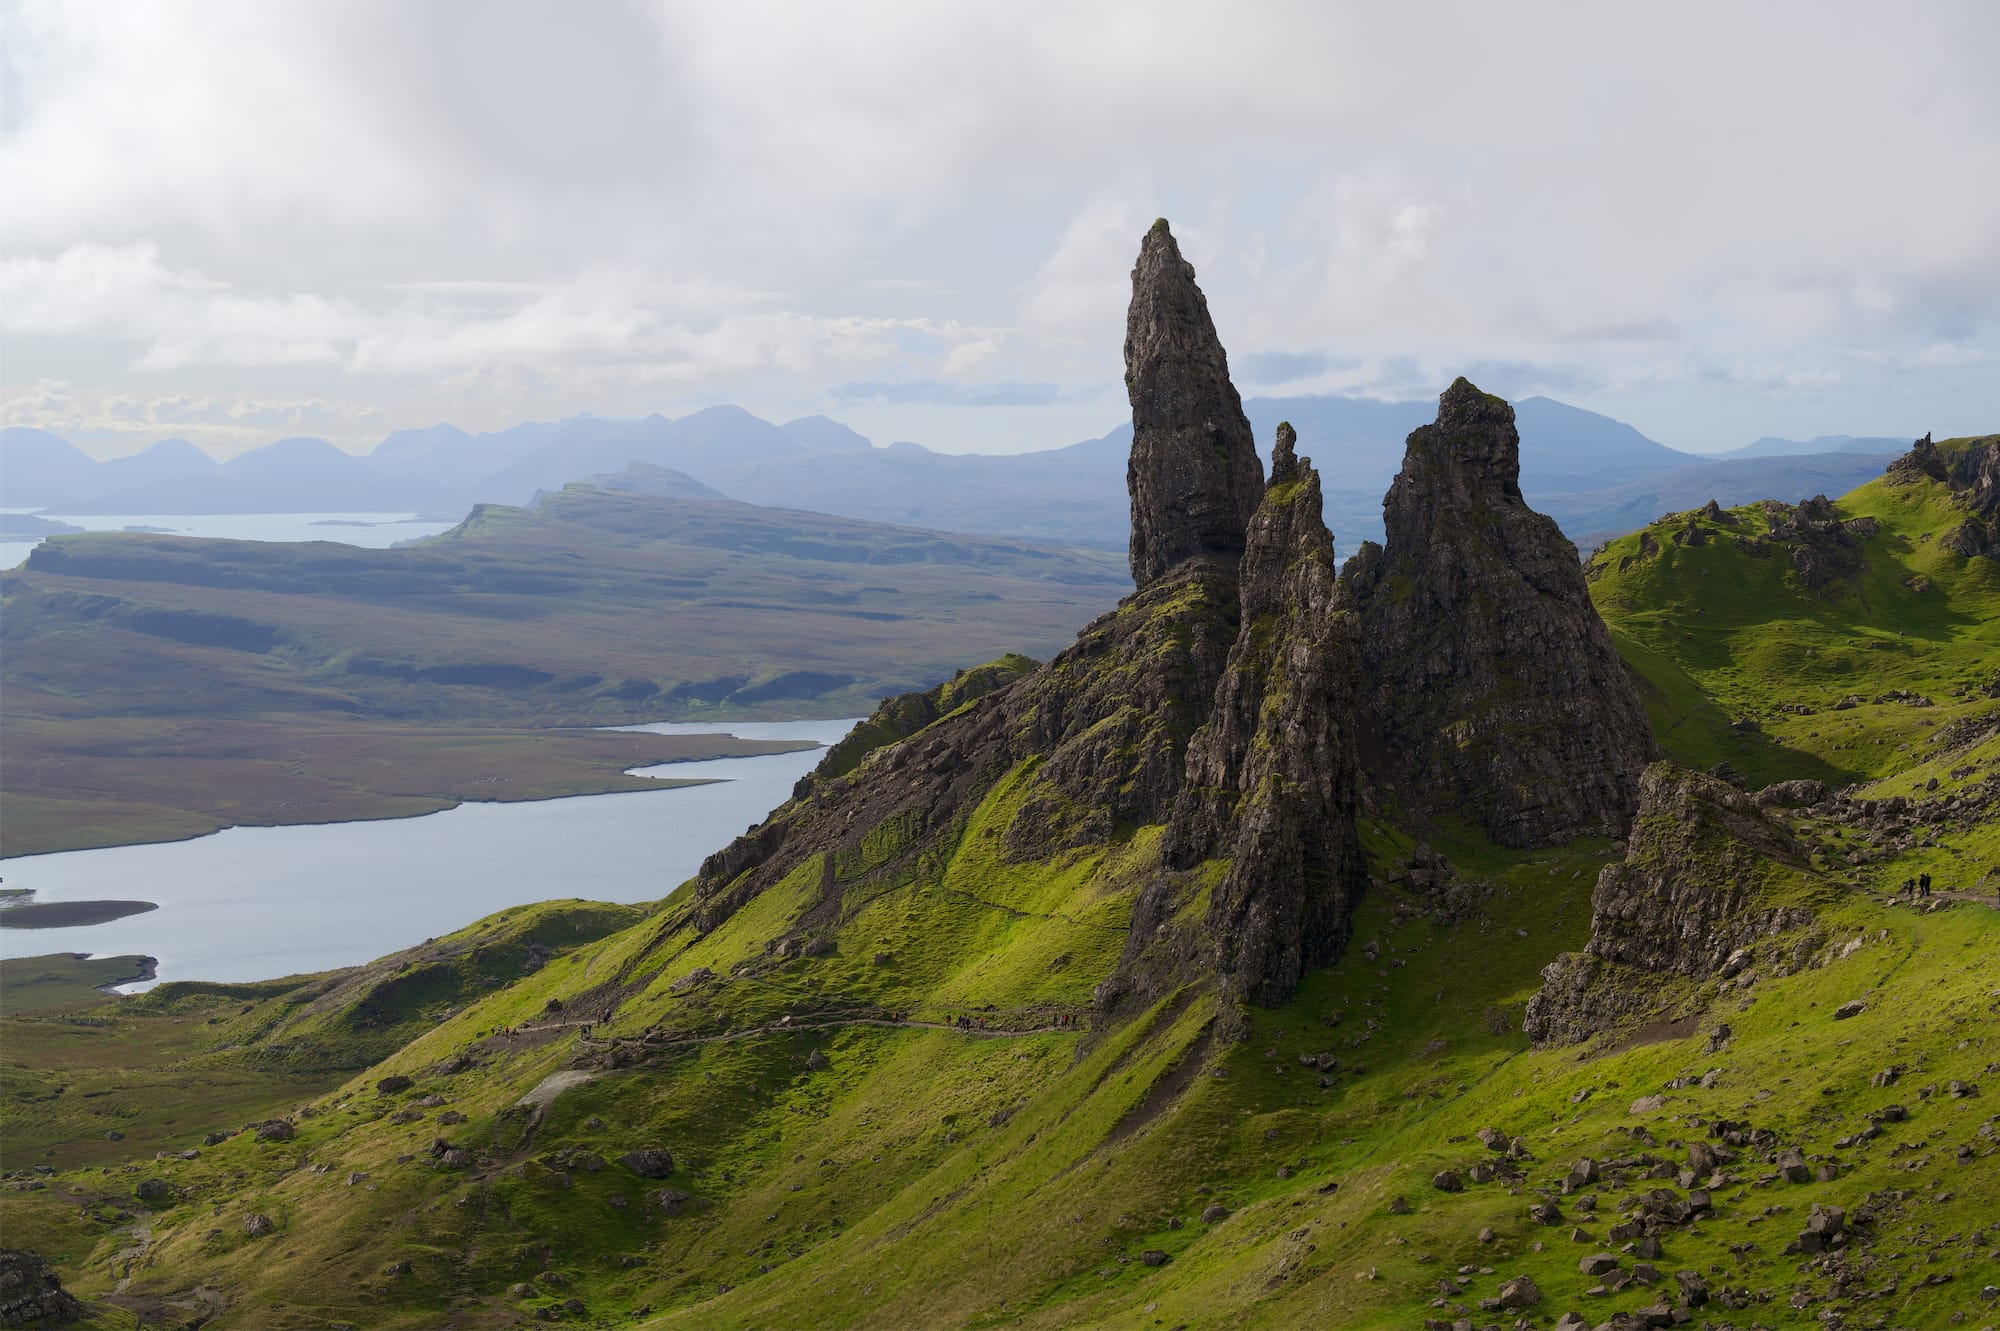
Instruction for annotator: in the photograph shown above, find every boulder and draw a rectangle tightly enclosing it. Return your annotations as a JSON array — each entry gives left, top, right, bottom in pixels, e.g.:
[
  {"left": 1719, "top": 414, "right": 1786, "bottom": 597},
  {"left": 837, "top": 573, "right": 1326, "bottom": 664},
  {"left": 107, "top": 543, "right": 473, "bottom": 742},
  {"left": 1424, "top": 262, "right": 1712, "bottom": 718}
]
[
  {"left": 1580, "top": 1252, "right": 1621, "bottom": 1276},
  {"left": 244, "top": 1214, "right": 275, "bottom": 1237},
  {"left": 620, "top": 1149, "right": 676, "bottom": 1179},
  {"left": 1497, "top": 1274, "right": 1541, "bottom": 1309}
]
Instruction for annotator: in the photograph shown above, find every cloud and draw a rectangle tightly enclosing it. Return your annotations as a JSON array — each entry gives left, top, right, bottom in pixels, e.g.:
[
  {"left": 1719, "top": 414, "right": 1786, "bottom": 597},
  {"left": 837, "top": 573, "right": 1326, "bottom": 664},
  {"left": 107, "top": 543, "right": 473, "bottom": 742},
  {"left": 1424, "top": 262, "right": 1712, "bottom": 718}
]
[
  {"left": 1019, "top": 195, "right": 1150, "bottom": 344},
  {"left": 0, "top": 380, "right": 383, "bottom": 451},
  {"left": 829, "top": 380, "right": 1072, "bottom": 407},
  {"left": 4, "top": 3, "right": 1997, "bottom": 452},
  {"left": 2, "top": 242, "right": 1001, "bottom": 393},
  {"left": 1237, "top": 350, "right": 1354, "bottom": 387}
]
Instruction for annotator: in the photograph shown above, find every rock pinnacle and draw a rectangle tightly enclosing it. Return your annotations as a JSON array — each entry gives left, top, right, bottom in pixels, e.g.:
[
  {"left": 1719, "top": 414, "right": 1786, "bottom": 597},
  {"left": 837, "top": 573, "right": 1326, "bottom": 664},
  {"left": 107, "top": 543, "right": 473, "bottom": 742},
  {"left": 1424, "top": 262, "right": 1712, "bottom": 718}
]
[{"left": 1123, "top": 220, "right": 1264, "bottom": 588}]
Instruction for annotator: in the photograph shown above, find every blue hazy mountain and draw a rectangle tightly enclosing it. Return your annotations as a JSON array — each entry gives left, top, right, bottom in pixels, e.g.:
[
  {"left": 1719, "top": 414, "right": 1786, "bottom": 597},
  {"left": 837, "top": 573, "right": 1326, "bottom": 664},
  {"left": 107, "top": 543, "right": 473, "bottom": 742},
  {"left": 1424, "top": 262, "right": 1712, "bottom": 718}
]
[
  {"left": 1716, "top": 433, "right": 1911, "bottom": 459},
  {"left": 0, "top": 397, "right": 1914, "bottom": 552},
  {"left": 0, "top": 427, "right": 100, "bottom": 506}
]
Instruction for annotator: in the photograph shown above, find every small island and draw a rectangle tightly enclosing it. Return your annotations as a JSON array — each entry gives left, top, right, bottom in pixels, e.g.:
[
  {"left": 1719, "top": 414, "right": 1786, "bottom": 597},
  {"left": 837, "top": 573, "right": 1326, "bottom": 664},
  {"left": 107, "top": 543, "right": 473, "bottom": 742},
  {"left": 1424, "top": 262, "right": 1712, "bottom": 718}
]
[{"left": 0, "top": 898, "right": 160, "bottom": 929}]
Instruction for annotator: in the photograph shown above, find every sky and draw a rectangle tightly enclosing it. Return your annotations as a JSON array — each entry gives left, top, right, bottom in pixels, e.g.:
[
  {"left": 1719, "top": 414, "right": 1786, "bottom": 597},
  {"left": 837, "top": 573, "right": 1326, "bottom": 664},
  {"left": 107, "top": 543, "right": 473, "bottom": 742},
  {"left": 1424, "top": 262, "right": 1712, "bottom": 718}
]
[{"left": 2, "top": 0, "right": 1996, "bottom": 460}]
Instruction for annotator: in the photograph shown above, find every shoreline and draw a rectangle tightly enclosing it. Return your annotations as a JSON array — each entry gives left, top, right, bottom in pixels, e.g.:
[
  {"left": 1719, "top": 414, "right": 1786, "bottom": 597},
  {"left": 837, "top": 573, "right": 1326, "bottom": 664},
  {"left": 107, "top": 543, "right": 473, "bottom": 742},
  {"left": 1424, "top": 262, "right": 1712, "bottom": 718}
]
[
  {"left": 93, "top": 953, "right": 159, "bottom": 993},
  {"left": 0, "top": 774, "right": 737, "bottom": 864}
]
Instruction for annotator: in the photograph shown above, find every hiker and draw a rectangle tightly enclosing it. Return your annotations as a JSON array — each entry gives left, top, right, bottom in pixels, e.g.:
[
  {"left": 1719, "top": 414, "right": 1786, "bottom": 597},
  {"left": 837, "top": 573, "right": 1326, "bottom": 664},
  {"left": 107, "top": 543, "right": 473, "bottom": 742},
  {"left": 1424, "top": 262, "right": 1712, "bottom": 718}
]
[{"left": 1920, "top": 872, "right": 1932, "bottom": 897}]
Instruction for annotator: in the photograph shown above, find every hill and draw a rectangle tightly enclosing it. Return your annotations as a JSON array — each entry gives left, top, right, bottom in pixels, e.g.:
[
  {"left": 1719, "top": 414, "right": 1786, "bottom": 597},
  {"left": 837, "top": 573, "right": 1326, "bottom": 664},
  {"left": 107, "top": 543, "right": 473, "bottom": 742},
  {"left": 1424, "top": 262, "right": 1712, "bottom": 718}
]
[
  {"left": 9, "top": 398, "right": 1903, "bottom": 559},
  {"left": 0, "top": 226, "right": 1993, "bottom": 1331},
  {"left": 0, "top": 488, "right": 1127, "bottom": 855}
]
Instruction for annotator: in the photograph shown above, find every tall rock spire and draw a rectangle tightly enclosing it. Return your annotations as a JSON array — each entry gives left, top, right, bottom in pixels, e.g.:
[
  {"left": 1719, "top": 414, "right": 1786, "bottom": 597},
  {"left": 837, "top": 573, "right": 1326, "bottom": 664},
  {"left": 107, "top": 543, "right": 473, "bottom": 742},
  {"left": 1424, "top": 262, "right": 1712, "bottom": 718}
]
[
  {"left": 1123, "top": 219, "right": 1264, "bottom": 588},
  {"left": 1343, "top": 378, "right": 1657, "bottom": 848},
  {"left": 1102, "top": 423, "right": 1367, "bottom": 1029}
]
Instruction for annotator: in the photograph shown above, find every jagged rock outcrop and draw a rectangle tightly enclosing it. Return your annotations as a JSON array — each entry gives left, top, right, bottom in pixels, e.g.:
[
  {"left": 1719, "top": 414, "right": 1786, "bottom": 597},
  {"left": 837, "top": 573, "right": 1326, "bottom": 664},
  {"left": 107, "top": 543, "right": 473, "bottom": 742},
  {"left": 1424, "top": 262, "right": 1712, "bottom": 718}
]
[
  {"left": 0, "top": 1249, "right": 84, "bottom": 1327},
  {"left": 1124, "top": 219, "right": 1264, "bottom": 589},
  {"left": 790, "top": 654, "right": 1037, "bottom": 800},
  {"left": 681, "top": 224, "right": 1248, "bottom": 940},
  {"left": 1524, "top": 763, "right": 1822, "bottom": 1046},
  {"left": 1343, "top": 378, "right": 1657, "bottom": 847},
  {"left": 1105, "top": 425, "right": 1367, "bottom": 1023},
  {"left": 1889, "top": 432, "right": 2000, "bottom": 559}
]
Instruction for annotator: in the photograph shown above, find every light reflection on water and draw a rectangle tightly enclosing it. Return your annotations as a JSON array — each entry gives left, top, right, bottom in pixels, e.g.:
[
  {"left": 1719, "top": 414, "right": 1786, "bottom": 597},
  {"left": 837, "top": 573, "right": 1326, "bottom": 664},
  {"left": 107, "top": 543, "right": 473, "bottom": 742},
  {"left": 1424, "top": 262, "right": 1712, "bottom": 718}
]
[{"left": 0, "top": 718, "right": 858, "bottom": 989}]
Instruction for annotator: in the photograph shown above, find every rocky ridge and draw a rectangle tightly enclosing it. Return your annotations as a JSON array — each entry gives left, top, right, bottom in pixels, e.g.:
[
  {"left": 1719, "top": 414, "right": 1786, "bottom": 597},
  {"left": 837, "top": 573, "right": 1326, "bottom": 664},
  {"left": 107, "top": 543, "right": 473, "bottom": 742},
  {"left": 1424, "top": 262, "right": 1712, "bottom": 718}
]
[
  {"left": 1525, "top": 763, "right": 1827, "bottom": 1046},
  {"left": 1888, "top": 431, "right": 2000, "bottom": 559},
  {"left": 1344, "top": 378, "right": 1657, "bottom": 848},
  {"left": 685, "top": 237, "right": 1666, "bottom": 1031},
  {"left": 681, "top": 221, "right": 1256, "bottom": 977},
  {"left": 1104, "top": 423, "right": 1368, "bottom": 1023}
]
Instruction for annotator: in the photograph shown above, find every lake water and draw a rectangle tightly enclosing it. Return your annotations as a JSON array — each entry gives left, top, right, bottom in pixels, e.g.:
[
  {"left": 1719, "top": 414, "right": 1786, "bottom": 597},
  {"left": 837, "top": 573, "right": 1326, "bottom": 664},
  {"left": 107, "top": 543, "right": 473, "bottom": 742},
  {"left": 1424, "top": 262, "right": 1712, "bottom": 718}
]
[
  {"left": 0, "top": 510, "right": 460, "bottom": 570},
  {"left": 0, "top": 718, "right": 859, "bottom": 990}
]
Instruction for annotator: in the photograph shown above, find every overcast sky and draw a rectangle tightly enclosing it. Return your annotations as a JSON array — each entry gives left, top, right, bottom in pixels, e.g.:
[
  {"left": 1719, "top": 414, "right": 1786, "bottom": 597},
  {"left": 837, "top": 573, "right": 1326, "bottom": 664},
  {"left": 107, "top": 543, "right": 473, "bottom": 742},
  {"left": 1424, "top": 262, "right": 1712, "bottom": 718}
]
[{"left": 3, "top": 0, "right": 1996, "bottom": 460}]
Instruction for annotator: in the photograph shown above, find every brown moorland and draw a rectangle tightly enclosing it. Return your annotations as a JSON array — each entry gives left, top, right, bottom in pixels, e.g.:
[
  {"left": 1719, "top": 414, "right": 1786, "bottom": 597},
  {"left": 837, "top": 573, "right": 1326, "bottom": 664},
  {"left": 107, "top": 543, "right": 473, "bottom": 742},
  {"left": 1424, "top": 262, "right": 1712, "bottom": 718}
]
[{"left": 1, "top": 485, "right": 1128, "bottom": 855}]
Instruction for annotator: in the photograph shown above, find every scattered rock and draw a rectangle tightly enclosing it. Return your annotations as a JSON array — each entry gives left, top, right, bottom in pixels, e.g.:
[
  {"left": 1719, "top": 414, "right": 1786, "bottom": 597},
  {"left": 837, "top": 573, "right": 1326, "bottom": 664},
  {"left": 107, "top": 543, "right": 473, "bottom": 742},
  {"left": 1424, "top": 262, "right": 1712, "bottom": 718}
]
[
  {"left": 1200, "top": 1203, "right": 1231, "bottom": 1223},
  {"left": 252, "top": 1120, "right": 296, "bottom": 1142},
  {"left": 244, "top": 1214, "right": 275, "bottom": 1237},
  {"left": 1139, "top": 1250, "right": 1168, "bottom": 1268},
  {"left": 619, "top": 1149, "right": 675, "bottom": 1179},
  {"left": 1580, "top": 1252, "right": 1621, "bottom": 1277},
  {"left": 1833, "top": 999, "right": 1867, "bottom": 1021},
  {"left": 1496, "top": 1274, "right": 1541, "bottom": 1309},
  {"left": 376, "top": 1075, "right": 413, "bottom": 1095}
]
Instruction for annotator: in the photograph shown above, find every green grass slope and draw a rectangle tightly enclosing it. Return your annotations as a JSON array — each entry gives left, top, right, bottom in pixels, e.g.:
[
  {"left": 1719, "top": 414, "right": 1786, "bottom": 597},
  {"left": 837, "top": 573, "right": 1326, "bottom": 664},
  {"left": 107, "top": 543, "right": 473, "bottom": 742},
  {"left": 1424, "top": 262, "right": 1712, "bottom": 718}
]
[
  {"left": 3, "top": 456, "right": 1995, "bottom": 1330},
  {"left": 1588, "top": 439, "right": 1999, "bottom": 791}
]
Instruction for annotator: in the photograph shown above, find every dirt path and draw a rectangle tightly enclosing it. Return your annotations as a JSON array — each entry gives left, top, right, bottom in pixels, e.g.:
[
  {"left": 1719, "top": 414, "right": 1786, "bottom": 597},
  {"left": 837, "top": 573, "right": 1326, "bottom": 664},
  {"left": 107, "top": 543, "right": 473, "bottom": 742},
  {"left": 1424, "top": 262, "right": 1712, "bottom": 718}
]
[{"left": 109, "top": 1215, "right": 152, "bottom": 1292}]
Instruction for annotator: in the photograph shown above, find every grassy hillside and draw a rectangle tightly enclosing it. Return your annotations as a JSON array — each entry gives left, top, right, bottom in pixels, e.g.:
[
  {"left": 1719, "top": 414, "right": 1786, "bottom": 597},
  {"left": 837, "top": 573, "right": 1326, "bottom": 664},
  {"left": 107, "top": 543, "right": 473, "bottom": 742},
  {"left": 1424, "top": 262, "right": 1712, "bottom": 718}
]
[
  {"left": 1, "top": 486, "right": 1126, "bottom": 854},
  {"left": 2, "top": 457, "right": 1994, "bottom": 1330},
  {"left": 1588, "top": 437, "right": 2000, "bottom": 793}
]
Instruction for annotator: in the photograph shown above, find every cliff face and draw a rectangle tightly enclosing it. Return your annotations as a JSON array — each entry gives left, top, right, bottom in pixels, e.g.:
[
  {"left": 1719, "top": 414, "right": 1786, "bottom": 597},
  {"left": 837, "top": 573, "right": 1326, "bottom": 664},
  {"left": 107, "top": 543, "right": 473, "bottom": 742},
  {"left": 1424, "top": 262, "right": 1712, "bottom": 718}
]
[
  {"left": 688, "top": 224, "right": 1377, "bottom": 1033},
  {"left": 1523, "top": 762, "right": 1820, "bottom": 1046},
  {"left": 1166, "top": 425, "right": 1366, "bottom": 1010},
  {"left": 1343, "top": 378, "right": 1657, "bottom": 848},
  {"left": 1124, "top": 220, "right": 1265, "bottom": 589}
]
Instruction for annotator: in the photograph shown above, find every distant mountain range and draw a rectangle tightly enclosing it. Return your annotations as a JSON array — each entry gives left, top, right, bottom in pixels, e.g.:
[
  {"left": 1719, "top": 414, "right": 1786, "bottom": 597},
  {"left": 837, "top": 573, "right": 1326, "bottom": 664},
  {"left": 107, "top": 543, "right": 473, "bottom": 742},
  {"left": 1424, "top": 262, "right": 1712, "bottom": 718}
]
[
  {"left": 0, "top": 397, "right": 1910, "bottom": 553},
  {"left": 1713, "top": 432, "right": 1911, "bottom": 460}
]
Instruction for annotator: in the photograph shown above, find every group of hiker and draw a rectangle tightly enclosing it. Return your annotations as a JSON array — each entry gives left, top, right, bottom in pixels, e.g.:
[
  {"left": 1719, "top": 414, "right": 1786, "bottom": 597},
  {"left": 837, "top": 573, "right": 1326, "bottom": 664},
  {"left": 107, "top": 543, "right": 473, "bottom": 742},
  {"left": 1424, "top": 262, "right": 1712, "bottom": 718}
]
[{"left": 1900, "top": 872, "right": 1937, "bottom": 899}]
